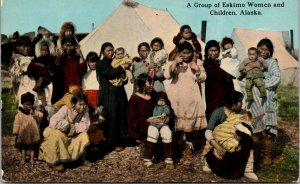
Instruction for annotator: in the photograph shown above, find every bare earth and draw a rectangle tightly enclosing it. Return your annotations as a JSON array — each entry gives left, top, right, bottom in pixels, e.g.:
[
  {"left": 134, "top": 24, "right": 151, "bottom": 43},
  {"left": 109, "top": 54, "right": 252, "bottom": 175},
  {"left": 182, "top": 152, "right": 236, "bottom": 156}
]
[{"left": 1, "top": 120, "right": 298, "bottom": 183}]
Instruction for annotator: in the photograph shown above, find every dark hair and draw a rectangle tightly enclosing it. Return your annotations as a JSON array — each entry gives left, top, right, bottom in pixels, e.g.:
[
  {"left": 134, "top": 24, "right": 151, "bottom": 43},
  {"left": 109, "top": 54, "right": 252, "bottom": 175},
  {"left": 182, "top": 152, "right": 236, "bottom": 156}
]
[
  {"left": 257, "top": 38, "right": 273, "bottom": 57},
  {"left": 99, "top": 42, "right": 114, "bottom": 59},
  {"left": 204, "top": 40, "right": 220, "bottom": 60},
  {"left": 71, "top": 92, "right": 88, "bottom": 105},
  {"left": 16, "top": 36, "right": 32, "bottom": 46},
  {"left": 137, "top": 73, "right": 153, "bottom": 93},
  {"left": 61, "top": 35, "right": 77, "bottom": 46},
  {"left": 220, "top": 37, "right": 234, "bottom": 49},
  {"left": 59, "top": 22, "right": 76, "bottom": 38},
  {"left": 177, "top": 41, "right": 194, "bottom": 52},
  {"left": 86, "top": 51, "right": 99, "bottom": 62},
  {"left": 137, "top": 42, "right": 150, "bottom": 52},
  {"left": 150, "top": 37, "right": 164, "bottom": 48},
  {"left": 180, "top": 25, "right": 192, "bottom": 33},
  {"left": 115, "top": 47, "right": 125, "bottom": 53},
  {"left": 248, "top": 47, "right": 258, "bottom": 53},
  {"left": 225, "top": 91, "right": 244, "bottom": 109}
]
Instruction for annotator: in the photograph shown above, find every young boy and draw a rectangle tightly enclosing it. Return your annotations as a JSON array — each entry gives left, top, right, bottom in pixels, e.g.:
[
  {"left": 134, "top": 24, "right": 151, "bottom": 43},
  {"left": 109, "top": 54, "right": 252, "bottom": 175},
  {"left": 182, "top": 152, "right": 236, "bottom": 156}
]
[
  {"left": 109, "top": 47, "right": 133, "bottom": 86},
  {"left": 238, "top": 47, "right": 268, "bottom": 104}
]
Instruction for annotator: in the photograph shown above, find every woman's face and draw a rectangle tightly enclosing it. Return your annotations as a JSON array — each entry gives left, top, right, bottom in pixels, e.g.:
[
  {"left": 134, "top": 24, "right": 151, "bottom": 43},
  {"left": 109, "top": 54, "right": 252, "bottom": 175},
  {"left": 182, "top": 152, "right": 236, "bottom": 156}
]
[
  {"left": 232, "top": 100, "right": 243, "bottom": 112},
  {"left": 18, "top": 44, "right": 31, "bottom": 56},
  {"left": 74, "top": 100, "right": 87, "bottom": 114},
  {"left": 258, "top": 44, "right": 270, "bottom": 59},
  {"left": 208, "top": 46, "right": 220, "bottom": 60},
  {"left": 180, "top": 49, "right": 193, "bottom": 63},
  {"left": 40, "top": 45, "right": 50, "bottom": 57},
  {"left": 63, "top": 42, "right": 76, "bottom": 55},
  {"left": 138, "top": 46, "right": 150, "bottom": 59},
  {"left": 103, "top": 46, "right": 114, "bottom": 59},
  {"left": 143, "top": 80, "right": 154, "bottom": 94}
]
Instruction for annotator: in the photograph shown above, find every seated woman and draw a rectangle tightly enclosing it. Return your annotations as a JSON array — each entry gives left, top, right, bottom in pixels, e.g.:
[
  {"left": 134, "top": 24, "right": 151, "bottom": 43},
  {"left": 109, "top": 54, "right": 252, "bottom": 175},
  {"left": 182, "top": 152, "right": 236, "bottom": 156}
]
[
  {"left": 38, "top": 92, "right": 90, "bottom": 171},
  {"left": 201, "top": 91, "right": 258, "bottom": 180}
]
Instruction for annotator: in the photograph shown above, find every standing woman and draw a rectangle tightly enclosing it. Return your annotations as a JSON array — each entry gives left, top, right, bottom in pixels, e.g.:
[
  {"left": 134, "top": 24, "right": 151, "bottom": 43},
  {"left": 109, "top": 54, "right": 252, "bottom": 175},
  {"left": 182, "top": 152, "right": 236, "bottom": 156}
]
[
  {"left": 96, "top": 42, "right": 129, "bottom": 152},
  {"left": 247, "top": 38, "right": 281, "bottom": 166},
  {"left": 204, "top": 40, "right": 235, "bottom": 121},
  {"left": 164, "top": 41, "right": 207, "bottom": 157}
]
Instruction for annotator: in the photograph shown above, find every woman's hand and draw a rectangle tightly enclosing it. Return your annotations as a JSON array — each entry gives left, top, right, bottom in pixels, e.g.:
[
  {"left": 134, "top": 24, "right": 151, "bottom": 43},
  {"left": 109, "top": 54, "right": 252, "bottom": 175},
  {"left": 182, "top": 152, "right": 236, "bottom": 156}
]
[
  {"left": 210, "top": 139, "right": 226, "bottom": 159},
  {"left": 189, "top": 61, "right": 200, "bottom": 72},
  {"left": 68, "top": 108, "right": 79, "bottom": 122}
]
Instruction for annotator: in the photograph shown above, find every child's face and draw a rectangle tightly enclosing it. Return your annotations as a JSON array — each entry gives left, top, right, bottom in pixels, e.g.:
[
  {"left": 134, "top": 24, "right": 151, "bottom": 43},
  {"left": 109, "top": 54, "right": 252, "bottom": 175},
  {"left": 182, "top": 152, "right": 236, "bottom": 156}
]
[
  {"left": 224, "top": 43, "right": 233, "bottom": 50},
  {"left": 40, "top": 45, "right": 50, "bottom": 57},
  {"left": 151, "top": 42, "right": 162, "bottom": 51},
  {"left": 88, "top": 61, "right": 97, "bottom": 70},
  {"left": 63, "top": 42, "right": 76, "bottom": 55},
  {"left": 248, "top": 50, "right": 258, "bottom": 60},
  {"left": 157, "top": 98, "right": 165, "bottom": 106},
  {"left": 138, "top": 46, "right": 150, "bottom": 59},
  {"left": 64, "top": 29, "right": 73, "bottom": 36},
  {"left": 103, "top": 46, "right": 114, "bottom": 59},
  {"left": 18, "top": 44, "right": 31, "bottom": 56},
  {"left": 181, "top": 28, "right": 192, "bottom": 40},
  {"left": 74, "top": 100, "right": 87, "bottom": 114},
  {"left": 115, "top": 50, "right": 125, "bottom": 59},
  {"left": 22, "top": 102, "right": 33, "bottom": 112}
]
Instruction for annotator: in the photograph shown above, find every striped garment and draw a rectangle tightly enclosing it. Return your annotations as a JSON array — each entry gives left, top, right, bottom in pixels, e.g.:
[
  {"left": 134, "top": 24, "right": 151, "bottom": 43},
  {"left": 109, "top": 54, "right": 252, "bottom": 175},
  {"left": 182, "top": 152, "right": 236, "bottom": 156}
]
[
  {"left": 249, "top": 58, "right": 281, "bottom": 136},
  {"left": 202, "top": 113, "right": 252, "bottom": 158}
]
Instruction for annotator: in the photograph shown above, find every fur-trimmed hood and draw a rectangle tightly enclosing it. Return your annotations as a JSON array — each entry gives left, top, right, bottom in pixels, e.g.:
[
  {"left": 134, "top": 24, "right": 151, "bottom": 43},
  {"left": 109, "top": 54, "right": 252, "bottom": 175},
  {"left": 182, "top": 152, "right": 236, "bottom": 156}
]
[{"left": 35, "top": 38, "right": 56, "bottom": 57}]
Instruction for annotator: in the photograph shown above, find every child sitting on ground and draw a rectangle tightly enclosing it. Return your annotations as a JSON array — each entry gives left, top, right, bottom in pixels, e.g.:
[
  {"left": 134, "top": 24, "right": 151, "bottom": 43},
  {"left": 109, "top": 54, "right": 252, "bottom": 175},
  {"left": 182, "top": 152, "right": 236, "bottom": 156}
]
[
  {"left": 238, "top": 47, "right": 268, "bottom": 105},
  {"left": 12, "top": 92, "right": 43, "bottom": 165},
  {"left": 144, "top": 94, "right": 174, "bottom": 169},
  {"left": 109, "top": 47, "right": 133, "bottom": 86}
]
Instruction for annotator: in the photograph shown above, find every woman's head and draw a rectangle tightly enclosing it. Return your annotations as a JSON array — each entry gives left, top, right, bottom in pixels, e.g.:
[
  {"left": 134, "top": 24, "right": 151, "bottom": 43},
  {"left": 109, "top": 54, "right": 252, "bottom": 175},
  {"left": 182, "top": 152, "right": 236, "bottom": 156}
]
[
  {"left": 16, "top": 36, "right": 32, "bottom": 56},
  {"left": 60, "top": 22, "right": 76, "bottom": 38},
  {"left": 137, "top": 73, "right": 154, "bottom": 94},
  {"left": 61, "top": 35, "right": 77, "bottom": 55},
  {"left": 177, "top": 41, "right": 194, "bottom": 63},
  {"left": 150, "top": 37, "right": 164, "bottom": 51},
  {"left": 71, "top": 92, "right": 88, "bottom": 113},
  {"left": 220, "top": 37, "right": 234, "bottom": 50},
  {"left": 180, "top": 25, "right": 192, "bottom": 40},
  {"left": 257, "top": 38, "right": 273, "bottom": 59},
  {"left": 204, "top": 40, "right": 220, "bottom": 61},
  {"left": 225, "top": 91, "right": 244, "bottom": 112},
  {"left": 137, "top": 42, "right": 150, "bottom": 59},
  {"left": 100, "top": 42, "right": 114, "bottom": 59},
  {"left": 86, "top": 52, "right": 99, "bottom": 70}
]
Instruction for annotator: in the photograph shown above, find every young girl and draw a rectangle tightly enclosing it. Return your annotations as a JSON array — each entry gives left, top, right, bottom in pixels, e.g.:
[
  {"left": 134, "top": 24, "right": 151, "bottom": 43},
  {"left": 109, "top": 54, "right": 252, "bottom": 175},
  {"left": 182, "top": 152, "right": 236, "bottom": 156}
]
[
  {"left": 12, "top": 92, "right": 43, "bottom": 165},
  {"left": 169, "top": 25, "right": 202, "bottom": 61},
  {"left": 148, "top": 37, "right": 168, "bottom": 80},
  {"left": 82, "top": 52, "right": 100, "bottom": 110}
]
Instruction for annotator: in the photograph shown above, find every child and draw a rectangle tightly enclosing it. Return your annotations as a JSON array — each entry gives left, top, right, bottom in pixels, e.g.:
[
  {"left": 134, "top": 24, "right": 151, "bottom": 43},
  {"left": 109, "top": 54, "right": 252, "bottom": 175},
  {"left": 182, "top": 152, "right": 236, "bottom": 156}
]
[
  {"left": 27, "top": 38, "right": 56, "bottom": 94},
  {"left": 109, "top": 47, "right": 133, "bottom": 87},
  {"left": 12, "top": 92, "right": 43, "bottom": 165},
  {"left": 169, "top": 25, "right": 202, "bottom": 61},
  {"left": 144, "top": 94, "right": 174, "bottom": 169},
  {"left": 148, "top": 37, "right": 168, "bottom": 80},
  {"left": 82, "top": 52, "right": 100, "bottom": 109},
  {"left": 218, "top": 37, "right": 239, "bottom": 77},
  {"left": 9, "top": 36, "right": 37, "bottom": 106},
  {"left": 57, "top": 22, "right": 78, "bottom": 50},
  {"left": 238, "top": 47, "right": 268, "bottom": 104}
]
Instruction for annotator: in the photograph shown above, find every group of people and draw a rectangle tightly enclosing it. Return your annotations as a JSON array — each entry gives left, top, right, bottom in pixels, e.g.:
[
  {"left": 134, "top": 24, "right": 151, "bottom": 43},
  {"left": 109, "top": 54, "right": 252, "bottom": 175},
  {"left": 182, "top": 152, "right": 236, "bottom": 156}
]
[{"left": 10, "top": 22, "right": 281, "bottom": 181}]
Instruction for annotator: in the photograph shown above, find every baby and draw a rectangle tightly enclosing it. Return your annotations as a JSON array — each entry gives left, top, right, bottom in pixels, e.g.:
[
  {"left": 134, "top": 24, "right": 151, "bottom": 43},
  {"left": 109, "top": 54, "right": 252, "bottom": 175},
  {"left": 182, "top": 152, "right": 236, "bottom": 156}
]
[
  {"left": 238, "top": 47, "right": 268, "bottom": 104},
  {"left": 109, "top": 47, "right": 133, "bottom": 86},
  {"left": 148, "top": 95, "right": 171, "bottom": 128}
]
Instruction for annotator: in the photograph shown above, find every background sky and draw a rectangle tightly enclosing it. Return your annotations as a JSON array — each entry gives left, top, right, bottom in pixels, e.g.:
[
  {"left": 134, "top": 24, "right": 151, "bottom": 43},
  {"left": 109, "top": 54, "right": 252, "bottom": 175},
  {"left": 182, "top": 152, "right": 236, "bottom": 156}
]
[{"left": 1, "top": 0, "right": 299, "bottom": 47}]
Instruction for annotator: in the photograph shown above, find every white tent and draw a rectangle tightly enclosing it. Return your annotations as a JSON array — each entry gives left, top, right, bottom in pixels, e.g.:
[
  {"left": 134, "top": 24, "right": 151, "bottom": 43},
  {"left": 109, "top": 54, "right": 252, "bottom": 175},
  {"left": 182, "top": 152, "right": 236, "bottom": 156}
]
[
  {"left": 79, "top": 1, "right": 205, "bottom": 98},
  {"left": 231, "top": 28, "right": 298, "bottom": 86}
]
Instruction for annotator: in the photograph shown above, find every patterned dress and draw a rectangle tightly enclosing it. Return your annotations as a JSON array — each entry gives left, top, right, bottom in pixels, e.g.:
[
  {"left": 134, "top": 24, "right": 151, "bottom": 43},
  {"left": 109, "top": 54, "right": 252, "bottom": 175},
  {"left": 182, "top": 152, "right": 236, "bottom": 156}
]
[{"left": 249, "top": 58, "right": 281, "bottom": 135}]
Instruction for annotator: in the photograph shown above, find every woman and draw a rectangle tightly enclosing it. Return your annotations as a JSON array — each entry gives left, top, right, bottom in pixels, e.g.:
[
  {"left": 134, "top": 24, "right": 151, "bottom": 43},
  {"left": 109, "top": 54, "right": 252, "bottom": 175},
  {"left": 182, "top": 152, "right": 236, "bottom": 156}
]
[
  {"left": 201, "top": 91, "right": 258, "bottom": 180},
  {"left": 38, "top": 92, "right": 90, "bottom": 171},
  {"left": 128, "top": 74, "right": 173, "bottom": 168},
  {"left": 246, "top": 38, "right": 281, "bottom": 166},
  {"left": 96, "top": 42, "right": 129, "bottom": 152},
  {"left": 204, "top": 40, "right": 235, "bottom": 121},
  {"left": 164, "top": 41, "right": 207, "bottom": 158}
]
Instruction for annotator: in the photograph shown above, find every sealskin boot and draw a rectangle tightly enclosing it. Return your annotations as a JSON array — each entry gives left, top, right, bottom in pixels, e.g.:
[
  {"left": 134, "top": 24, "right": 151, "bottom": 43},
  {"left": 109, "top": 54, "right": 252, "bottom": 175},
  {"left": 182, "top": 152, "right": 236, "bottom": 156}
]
[
  {"left": 143, "top": 142, "right": 155, "bottom": 168},
  {"left": 261, "top": 133, "right": 273, "bottom": 166},
  {"left": 163, "top": 143, "right": 174, "bottom": 169},
  {"left": 244, "top": 150, "right": 258, "bottom": 180}
]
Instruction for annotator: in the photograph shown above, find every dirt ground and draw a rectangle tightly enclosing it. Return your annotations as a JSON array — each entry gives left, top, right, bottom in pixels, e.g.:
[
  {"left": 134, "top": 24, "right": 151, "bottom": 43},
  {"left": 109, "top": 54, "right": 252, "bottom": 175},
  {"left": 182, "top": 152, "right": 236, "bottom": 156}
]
[{"left": 1, "top": 119, "right": 298, "bottom": 183}]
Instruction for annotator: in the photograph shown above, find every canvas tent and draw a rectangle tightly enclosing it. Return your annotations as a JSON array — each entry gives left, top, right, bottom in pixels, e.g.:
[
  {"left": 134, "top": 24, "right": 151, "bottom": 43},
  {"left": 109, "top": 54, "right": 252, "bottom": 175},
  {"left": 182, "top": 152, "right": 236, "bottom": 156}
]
[
  {"left": 231, "top": 28, "right": 298, "bottom": 86},
  {"left": 79, "top": 1, "right": 205, "bottom": 58}
]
